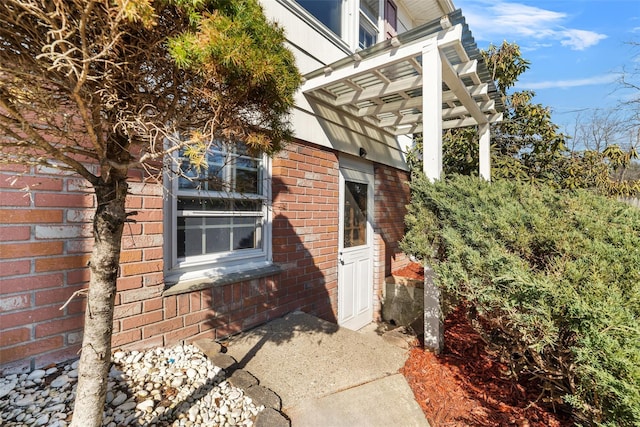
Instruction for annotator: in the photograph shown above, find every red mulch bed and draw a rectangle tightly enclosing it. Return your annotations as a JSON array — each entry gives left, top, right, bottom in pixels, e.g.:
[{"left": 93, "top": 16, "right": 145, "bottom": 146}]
[
  {"left": 395, "top": 263, "right": 574, "bottom": 427},
  {"left": 392, "top": 262, "right": 425, "bottom": 281},
  {"left": 401, "top": 306, "right": 575, "bottom": 427}
]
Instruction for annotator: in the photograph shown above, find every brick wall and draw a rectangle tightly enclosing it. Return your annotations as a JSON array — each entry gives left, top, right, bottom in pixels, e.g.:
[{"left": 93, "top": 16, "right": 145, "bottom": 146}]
[
  {"left": 110, "top": 139, "right": 340, "bottom": 353},
  {"left": 0, "top": 165, "right": 95, "bottom": 371},
  {"left": 0, "top": 164, "right": 163, "bottom": 372},
  {"left": 0, "top": 139, "right": 409, "bottom": 372},
  {"left": 373, "top": 164, "right": 411, "bottom": 317},
  {"left": 271, "top": 140, "right": 339, "bottom": 322}
]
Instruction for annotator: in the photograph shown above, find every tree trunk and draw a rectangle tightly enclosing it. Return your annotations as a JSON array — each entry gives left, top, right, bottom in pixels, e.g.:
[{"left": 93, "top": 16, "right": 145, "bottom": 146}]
[{"left": 71, "top": 177, "right": 128, "bottom": 427}]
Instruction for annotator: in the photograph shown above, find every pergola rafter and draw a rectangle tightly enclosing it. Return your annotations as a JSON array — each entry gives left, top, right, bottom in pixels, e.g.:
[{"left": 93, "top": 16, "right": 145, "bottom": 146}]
[{"left": 301, "top": 10, "right": 503, "bottom": 181}]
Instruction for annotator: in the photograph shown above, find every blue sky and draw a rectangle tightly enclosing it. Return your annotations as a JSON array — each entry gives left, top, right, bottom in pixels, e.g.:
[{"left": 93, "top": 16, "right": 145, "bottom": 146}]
[{"left": 455, "top": 0, "right": 640, "bottom": 134}]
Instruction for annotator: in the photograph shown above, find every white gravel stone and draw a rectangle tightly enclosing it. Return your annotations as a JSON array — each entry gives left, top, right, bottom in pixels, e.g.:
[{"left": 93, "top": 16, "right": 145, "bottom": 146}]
[
  {"left": 14, "top": 395, "right": 35, "bottom": 406},
  {"left": 27, "top": 370, "right": 46, "bottom": 381},
  {"left": 35, "top": 413, "right": 50, "bottom": 425},
  {"left": 136, "top": 399, "right": 155, "bottom": 412},
  {"left": 0, "top": 381, "right": 16, "bottom": 399},
  {"left": 50, "top": 374, "right": 70, "bottom": 388},
  {"left": 0, "top": 344, "right": 264, "bottom": 426}
]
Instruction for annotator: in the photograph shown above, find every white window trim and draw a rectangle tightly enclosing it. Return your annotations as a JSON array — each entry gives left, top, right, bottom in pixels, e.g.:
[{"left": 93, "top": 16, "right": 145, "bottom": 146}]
[{"left": 163, "top": 149, "right": 273, "bottom": 286}]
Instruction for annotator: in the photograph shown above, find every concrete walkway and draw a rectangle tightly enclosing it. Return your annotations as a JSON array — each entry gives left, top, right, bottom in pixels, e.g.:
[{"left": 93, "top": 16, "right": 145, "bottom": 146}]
[{"left": 222, "top": 312, "right": 429, "bottom": 427}]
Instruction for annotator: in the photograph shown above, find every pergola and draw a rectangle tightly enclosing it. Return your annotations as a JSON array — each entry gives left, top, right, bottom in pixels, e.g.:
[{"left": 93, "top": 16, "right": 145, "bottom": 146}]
[{"left": 301, "top": 10, "right": 503, "bottom": 181}]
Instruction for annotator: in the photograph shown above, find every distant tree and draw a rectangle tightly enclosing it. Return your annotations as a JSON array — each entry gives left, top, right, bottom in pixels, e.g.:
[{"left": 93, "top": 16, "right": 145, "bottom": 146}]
[
  {"left": 409, "top": 41, "right": 568, "bottom": 182},
  {"left": 571, "top": 109, "right": 626, "bottom": 153},
  {"left": 561, "top": 38, "right": 640, "bottom": 195},
  {"left": 619, "top": 40, "right": 640, "bottom": 109},
  {"left": 0, "top": 1, "right": 300, "bottom": 426}
]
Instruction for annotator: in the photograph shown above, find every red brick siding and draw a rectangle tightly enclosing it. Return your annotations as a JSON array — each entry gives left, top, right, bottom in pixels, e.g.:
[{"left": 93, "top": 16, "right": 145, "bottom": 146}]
[
  {"left": 112, "top": 140, "right": 340, "bottom": 352},
  {"left": 1, "top": 139, "right": 408, "bottom": 372},
  {"left": 271, "top": 141, "right": 339, "bottom": 322},
  {"left": 373, "top": 164, "right": 411, "bottom": 317},
  {"left": 0, "top": 167, "right": 90, "bottom": 370},
  {"left": 0, "top": 165, "right": 163, "bottom": 372}
]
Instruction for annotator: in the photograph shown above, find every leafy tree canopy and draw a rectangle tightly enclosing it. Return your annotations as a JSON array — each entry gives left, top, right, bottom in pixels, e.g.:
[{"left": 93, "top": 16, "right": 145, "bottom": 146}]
[
  {"left": 0, "top": 0, "right": 300, "bottom": 183},
  {"left": 0, "top": 2, "right": 301, "bottom": 425},
  {"left": 408, "top": 41, "right": 639, "bottom": 196}
]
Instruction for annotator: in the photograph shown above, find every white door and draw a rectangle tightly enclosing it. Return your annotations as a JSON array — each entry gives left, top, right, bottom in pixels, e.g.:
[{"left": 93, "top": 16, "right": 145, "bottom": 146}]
[{"left": 338, "top": 157, "right": 374, "bottom": 331}]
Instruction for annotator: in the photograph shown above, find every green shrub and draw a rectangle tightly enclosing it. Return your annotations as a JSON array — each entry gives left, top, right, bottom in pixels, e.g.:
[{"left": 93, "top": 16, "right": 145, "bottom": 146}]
[{"left": 402, "top": 174, "right": 640, "bottom": 426}]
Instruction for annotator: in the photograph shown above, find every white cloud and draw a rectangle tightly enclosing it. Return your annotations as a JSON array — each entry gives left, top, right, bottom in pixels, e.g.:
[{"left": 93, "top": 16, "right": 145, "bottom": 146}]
[
  {"left": 522, "top": 74, "right": 618, "bottom": 90},
  {"left": 458, "top": 0, "right": 607, "bottom": 50},
  {"left": 559, "top": 29, "right": 608, "bottom": 50}
]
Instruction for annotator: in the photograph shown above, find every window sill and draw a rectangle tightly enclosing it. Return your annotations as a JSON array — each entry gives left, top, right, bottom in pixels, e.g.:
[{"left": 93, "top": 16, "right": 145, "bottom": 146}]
[{"left": 163, "top": 264, "right": 282, "bottom": 297}]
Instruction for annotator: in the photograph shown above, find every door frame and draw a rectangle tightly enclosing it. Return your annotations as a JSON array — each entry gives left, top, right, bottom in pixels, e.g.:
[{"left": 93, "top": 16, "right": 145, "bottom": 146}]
[{"left": 337, "top": 155, "right": 375, "bottom": 330}]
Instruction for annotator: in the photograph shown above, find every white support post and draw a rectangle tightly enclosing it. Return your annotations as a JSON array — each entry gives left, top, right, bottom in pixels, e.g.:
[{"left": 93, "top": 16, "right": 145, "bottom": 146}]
[
  {"left": 421, "top": 41, "right": 445, "bottom": 353},
  {"left": 422, "top": 39, "right": 442, "bottom": 182},
  {"left": 479, "top": 122, "right": 491, "bottom": 181}
]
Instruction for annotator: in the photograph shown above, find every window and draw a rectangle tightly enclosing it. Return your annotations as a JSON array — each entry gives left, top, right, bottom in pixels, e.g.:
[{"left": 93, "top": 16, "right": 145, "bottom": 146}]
[
  {"left": 292, "top": 0, "right": 395, "bottom": 51},
  {"left": 343, "top": 181, "right": 368, "bottom": 247},
  {"left": 359, "top": 0, "right": 379, "bottom": 49},
  {"left": 166, "top": 140, "right": 271, "bottom": 280},
  {"left": 296, "top": 0, "right": 344, "bottom": 38}
]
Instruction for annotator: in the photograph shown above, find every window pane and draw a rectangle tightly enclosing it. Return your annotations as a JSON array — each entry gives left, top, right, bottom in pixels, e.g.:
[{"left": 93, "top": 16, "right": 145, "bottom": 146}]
[
  {"left": 344, "top": 181, "right": 368, "bottom": 248},
  {"left": 359, "top": 20, "right": 378, "bottom": 49},
  {"left": 234, "top": 218, "right": 261, "bottom": 250},
  {"left": 205, "top": 227, "right": 231, "bottom": 254},
  {"left": 235, "top": 169, "right": 260, "bottom": 194},
  {"left": 178, "top": 160, "right": 201, "bottom": 190},
  {"left": 204, "top": 217, "right": 232, "bottom": 254},
  {"left": 385, "top": 0, "right": 397, "bottom": 37},
  {"left": 235, "top": 156, "right": 259, "bottom": 169},
  {"left": 176, "top": 140, "right": 266, "bottom": 263},
  {"left": 178, "top": 217, "right": 205, "bottom": 258},
  {"left": 234, "top": 227, "right": 256, "bottom": 250},
  {"left": 297, "top": 0, "right": 343, "bottom": 37},
  {"left": 205, "top": 167, "right": 225, "bottom": 191},
  {"left": 361, "top": 0, "right": 378, "bottom": 22}
]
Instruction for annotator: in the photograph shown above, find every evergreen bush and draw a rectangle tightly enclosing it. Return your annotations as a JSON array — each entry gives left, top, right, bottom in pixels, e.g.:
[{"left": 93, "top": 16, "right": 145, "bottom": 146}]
[{"left": 402, "top": 174, "right": 640, "bottom": 426}]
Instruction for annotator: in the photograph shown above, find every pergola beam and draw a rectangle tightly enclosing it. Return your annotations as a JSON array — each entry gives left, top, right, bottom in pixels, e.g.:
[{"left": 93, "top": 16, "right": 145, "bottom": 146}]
[
  {"left": 389, "top": 112, "right": 502, "bottom": 134},
  {"left": 451, "top": 59, "right": 479, "bottom": 83},
  {"left": 443, "top": 83, "right": 487, "bottom": 102},
  {"left": 301, "top": 20, "right": 503, "bottom": 183},
  {"left": 440, "top": 50, "right": 487, "bottom": 125},
  {"left": 441, "top": 113, "right": 502, "bottom": 130},
  {"left": 301, "top": 24, "right": 464, "bottom": 94},
  {"left": 335, "top": 75, "right": 422, "bottom": 106},
  {"left": 357, "top": 97, "right": 422, "bottom": 117}
]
